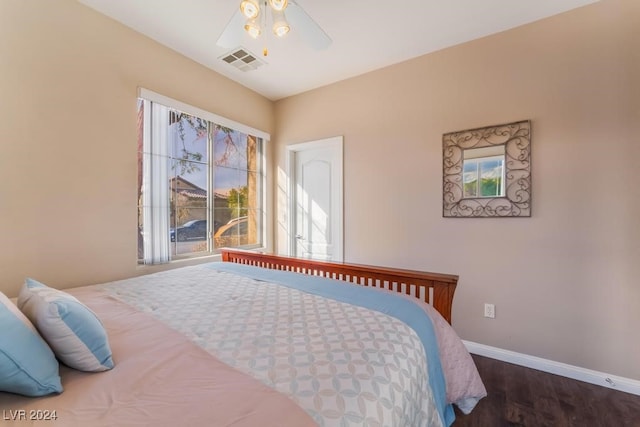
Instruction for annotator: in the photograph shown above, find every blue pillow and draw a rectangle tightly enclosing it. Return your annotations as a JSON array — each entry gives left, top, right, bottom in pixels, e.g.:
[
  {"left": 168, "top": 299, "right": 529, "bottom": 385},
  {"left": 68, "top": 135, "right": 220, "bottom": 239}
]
[
  {"left": 0, "top": 291, "right": 63, "bottom": 396},
  {"left": 18, "top": 278, "right": 114, "bottom": 372}
]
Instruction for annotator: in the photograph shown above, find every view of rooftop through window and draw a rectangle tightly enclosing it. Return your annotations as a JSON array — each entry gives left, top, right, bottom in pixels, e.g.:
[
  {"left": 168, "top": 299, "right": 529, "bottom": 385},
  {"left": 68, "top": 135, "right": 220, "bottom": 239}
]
[{"left": 137, "top": 98, "right": 263, "bottom": 263}]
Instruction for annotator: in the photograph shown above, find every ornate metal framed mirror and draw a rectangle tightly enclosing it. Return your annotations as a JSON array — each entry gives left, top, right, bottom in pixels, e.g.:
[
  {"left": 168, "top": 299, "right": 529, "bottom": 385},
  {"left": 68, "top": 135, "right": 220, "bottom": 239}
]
[{"left": 443, "top": 120, "right": 531, "bottom": 217}]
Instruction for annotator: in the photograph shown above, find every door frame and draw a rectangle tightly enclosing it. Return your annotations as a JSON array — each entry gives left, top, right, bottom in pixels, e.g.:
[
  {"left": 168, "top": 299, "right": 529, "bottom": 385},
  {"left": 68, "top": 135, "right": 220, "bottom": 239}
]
[{"left": 285, "top": 136, "right": 343, "bottom": 261}]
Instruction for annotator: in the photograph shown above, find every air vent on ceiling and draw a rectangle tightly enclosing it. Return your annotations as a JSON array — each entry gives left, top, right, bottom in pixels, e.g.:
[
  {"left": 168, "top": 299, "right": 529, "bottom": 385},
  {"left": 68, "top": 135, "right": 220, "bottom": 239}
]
[{"left": 219, "top": 48, "right": 265, "bottom": 72}]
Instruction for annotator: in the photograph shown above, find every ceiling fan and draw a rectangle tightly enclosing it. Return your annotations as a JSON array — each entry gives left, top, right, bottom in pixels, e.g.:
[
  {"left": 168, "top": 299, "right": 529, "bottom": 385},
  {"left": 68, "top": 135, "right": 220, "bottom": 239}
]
[{"left": 216, "top": 0, "right": 332, "bottom": 54}]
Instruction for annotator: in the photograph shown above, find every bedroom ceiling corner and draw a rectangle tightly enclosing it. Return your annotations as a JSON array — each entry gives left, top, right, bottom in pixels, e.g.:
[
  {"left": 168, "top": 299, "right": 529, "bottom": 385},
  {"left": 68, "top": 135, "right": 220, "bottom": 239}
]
[{"left": 77, "top": 0, "right": 600, "bottom": 101}]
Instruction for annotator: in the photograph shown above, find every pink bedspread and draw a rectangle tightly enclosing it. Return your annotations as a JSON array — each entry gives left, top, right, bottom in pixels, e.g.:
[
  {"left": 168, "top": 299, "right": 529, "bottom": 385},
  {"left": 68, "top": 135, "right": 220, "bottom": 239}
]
[{"left": 0, "top": 286, "right": 316, "bottom": 427}]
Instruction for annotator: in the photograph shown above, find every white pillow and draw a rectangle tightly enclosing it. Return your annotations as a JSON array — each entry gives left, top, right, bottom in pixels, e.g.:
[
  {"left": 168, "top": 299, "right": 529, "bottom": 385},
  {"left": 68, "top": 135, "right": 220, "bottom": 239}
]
[
  {"left": 18, "top": 278, "right": 114, "bottom": 372},
  {"left": 0, "top": 291, "right": 63, "bottom": 396}
]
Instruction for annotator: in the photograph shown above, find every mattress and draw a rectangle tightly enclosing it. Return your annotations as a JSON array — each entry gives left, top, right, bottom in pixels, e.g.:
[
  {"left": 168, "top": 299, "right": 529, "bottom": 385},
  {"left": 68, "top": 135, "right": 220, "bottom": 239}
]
[{"left": 0, "top": 262, "right": 486, "bottom": 426}]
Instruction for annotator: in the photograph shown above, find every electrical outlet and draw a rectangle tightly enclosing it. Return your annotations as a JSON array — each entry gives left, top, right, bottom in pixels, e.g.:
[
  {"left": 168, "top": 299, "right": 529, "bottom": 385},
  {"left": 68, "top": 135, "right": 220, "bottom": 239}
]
[{"left": 484, "top": 303, "right": 495, "bottom": 318}]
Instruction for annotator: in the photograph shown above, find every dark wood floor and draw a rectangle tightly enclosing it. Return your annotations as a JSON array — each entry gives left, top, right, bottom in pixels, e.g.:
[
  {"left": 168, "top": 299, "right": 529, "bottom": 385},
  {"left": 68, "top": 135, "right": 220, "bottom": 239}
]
[{"left": 452, "top": 354, "right": 640, "bottom": 427}]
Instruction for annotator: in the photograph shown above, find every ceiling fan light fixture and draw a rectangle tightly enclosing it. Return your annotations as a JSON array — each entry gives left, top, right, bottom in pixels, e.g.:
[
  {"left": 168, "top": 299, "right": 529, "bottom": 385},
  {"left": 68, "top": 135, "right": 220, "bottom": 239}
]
[
  {"left": 223, "top": 0, "right": 330, "bottom": 50},
  {"left": 244, "top": 18, "right": 262, "bottom": 39},
  {"left": 272, "top": 10, "right": 290, "bottom": 37},
  {"left": 273, "top": 21, "right": 290, "bottom": 37},
  {"left": 240, "top": 0, "right": 260, "bottom": 19},
  {"left": 268, "top": 0, "right": 288, "bottom": 12}
]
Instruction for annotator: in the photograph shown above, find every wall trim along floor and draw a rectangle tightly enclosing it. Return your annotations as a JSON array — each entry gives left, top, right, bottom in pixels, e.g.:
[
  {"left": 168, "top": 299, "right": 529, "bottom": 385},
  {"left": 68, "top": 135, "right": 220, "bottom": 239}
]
[{"left": 463, "top": 341, "right": 640, "bottom": 397}]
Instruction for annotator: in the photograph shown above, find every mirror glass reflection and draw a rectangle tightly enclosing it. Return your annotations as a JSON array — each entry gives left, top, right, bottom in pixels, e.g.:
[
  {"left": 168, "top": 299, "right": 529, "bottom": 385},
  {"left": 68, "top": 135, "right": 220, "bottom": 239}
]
[{"left": 462, "top": 145, "right": 505, "bottom": 198}]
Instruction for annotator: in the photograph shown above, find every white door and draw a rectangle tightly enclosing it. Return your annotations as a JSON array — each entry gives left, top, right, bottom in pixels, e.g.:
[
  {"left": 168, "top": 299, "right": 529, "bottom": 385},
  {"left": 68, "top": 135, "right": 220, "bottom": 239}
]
[{"left": 289, "top": 137, "right": 343, "bottom": 261}]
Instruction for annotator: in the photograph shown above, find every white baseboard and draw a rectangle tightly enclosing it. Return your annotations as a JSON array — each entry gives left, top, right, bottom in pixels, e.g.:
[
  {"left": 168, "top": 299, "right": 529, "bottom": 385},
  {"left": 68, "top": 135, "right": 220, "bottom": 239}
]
[{"left": 463, "top": 340, "right": 640, "bottom": 397}]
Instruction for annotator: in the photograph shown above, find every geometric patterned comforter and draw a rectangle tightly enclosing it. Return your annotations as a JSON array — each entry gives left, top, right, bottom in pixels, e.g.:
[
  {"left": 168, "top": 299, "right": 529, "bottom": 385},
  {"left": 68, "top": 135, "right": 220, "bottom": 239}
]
[{"left": 100, "top": 263, "right": 447, "bottom": 427}]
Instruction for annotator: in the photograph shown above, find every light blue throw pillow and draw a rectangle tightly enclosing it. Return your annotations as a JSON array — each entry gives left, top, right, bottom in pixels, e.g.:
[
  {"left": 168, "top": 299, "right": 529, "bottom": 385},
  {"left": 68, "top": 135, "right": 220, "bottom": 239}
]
[
  {"left": 18, "top": 278, "right": 114, "bottom": 372},
  {"left": 0, "top": 291, "right": 63, "bottom": 396}
]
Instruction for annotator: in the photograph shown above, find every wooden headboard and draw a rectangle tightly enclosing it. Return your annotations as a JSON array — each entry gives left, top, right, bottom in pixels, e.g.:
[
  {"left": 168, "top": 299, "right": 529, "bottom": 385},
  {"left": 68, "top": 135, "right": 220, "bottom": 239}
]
[{"left": 221, "top": 249, "right": 458, "bottom": 324}]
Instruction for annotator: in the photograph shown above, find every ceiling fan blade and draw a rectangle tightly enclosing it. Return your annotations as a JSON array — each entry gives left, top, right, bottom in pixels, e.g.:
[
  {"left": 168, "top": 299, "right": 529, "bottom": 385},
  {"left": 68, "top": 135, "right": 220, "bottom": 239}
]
[
  {"left": 287, "top": 1, "right": 332, "bottom": 50},
  {"left": 216, "top": 9, "right": 245, "bottom": 48}
]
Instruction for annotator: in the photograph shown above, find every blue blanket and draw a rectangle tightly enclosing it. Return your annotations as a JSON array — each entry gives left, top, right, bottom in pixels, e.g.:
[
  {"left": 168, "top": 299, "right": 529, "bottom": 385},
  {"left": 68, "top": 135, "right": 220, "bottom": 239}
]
[{"left": 208, "top": 262, "right": 455, "bottom": 426}]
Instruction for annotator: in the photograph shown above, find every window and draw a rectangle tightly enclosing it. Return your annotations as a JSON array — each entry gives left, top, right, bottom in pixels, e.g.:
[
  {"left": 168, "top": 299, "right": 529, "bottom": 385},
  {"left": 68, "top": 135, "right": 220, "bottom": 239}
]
[{"left": 137, "top": 89, "right": 267, "bottom": 264}]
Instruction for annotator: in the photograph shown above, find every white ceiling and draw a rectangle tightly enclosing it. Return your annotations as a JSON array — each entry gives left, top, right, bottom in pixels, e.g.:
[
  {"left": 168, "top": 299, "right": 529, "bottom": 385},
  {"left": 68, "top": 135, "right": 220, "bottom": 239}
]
[{"left": 78, "top": 0, "right": 598, "bottom": 101}]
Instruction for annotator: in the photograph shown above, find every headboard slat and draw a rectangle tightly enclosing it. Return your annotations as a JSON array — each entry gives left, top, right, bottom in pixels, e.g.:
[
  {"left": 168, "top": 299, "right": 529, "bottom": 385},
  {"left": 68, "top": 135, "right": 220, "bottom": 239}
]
[{"left": 221, "top": 249, "right": 458, "bottom": 324}]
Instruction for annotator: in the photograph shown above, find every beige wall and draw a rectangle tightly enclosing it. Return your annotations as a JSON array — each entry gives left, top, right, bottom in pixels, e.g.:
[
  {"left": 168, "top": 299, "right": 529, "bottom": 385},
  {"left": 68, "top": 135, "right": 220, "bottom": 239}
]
[
  {"left": 274, "top": 0, "right": 640, "bottom": 379},
  {"left": 0, "top": 0, "right": 274, "bottom": 296}
]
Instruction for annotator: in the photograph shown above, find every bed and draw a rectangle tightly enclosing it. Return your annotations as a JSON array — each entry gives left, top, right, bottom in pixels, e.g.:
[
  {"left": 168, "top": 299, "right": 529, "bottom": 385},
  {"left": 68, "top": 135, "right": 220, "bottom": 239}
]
[{"left": 0, "top": 249, "right": 486, "bottom": 426}]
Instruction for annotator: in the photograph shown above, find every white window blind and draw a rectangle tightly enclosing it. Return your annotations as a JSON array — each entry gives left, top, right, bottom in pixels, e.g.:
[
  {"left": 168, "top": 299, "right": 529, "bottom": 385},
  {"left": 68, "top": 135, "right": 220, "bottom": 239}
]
[{"left": 141, "top": 101, "right": 171, "bottom": 264}]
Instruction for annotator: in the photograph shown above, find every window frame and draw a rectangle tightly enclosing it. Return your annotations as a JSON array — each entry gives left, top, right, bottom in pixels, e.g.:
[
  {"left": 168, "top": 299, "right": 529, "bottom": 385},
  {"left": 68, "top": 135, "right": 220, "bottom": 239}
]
[{"left": 138, "top": 88, "right": 269, "bottom": 264}]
